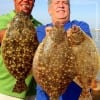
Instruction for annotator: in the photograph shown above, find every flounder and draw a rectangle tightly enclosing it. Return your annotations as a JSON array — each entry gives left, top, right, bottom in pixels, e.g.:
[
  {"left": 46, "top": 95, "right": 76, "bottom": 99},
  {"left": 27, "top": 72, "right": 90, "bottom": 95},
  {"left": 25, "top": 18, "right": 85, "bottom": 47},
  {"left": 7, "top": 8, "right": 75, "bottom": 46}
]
[
  {"left": 67, "top": 26, "right": 100, "bottom": 100},
  {"left": 32, "top": 23, "right": 77, "bottom": 100},
  {"left": 1, "top": 12, "right": 38, "bottom": 93}
]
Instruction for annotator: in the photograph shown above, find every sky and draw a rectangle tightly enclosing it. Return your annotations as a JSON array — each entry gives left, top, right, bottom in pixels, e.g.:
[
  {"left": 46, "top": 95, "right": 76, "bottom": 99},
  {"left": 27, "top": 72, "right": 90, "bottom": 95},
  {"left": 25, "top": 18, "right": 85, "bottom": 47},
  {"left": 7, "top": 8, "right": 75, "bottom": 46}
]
[{"left": 0, "top": 0, "right": 100, "bottom": 29}]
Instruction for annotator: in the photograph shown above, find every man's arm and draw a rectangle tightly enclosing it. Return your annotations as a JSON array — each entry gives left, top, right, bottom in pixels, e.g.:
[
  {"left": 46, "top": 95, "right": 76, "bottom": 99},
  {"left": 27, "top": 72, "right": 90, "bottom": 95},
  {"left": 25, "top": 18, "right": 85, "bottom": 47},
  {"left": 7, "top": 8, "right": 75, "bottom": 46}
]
[{"left": 0, "top": 30, "right": 6, "bottom": 43}]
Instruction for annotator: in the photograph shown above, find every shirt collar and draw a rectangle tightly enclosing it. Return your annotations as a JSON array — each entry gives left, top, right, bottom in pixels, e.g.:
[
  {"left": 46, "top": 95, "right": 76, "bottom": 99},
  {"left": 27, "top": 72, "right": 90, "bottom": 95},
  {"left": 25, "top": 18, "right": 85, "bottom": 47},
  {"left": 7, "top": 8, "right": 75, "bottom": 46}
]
[{"left": 46, "top": 20, "right": 72, "bottom": 31}]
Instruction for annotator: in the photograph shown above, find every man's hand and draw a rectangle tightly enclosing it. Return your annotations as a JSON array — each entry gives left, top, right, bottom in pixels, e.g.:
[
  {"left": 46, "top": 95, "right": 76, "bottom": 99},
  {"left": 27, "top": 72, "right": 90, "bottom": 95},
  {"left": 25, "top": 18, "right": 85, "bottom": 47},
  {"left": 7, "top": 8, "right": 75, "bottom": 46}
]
[
  {"left": 0, "top": 30, "right": 6, "bottom": 43},
  {"left": 66, "top": 25, "right": 81, "bottom": 37},
  {"left": 73, "top": 76, "right": 83, "bottom": 88},
  {"left": 45, "top": 26, "right": 52, "bottom": 36}
]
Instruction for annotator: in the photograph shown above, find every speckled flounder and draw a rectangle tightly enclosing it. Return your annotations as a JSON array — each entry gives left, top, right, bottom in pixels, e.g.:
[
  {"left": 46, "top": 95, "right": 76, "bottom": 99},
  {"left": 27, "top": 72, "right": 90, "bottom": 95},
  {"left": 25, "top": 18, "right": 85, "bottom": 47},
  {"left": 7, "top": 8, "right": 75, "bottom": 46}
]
[
  {"left": 1, "top": 12, "right": 38, "bottom": 93},
  {"left": 67, "top": 26, "right": 100, "bottom": 100},
  {"left": 32, "top": 23, "right": 77, "bottom": 100}
]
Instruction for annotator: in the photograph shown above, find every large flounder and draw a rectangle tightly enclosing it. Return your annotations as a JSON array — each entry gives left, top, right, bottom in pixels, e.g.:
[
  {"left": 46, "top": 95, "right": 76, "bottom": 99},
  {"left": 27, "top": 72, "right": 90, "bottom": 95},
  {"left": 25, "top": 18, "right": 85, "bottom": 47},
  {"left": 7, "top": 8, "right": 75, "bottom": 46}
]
[
  {"left": 1, "top": 12, "right": 38, "bottom": 93},
  {"left": 32, "top": 23, "right": 77, "bottom": 100},
  {"left": 67, "top": 26, "right": 100, "bottom": 100}
]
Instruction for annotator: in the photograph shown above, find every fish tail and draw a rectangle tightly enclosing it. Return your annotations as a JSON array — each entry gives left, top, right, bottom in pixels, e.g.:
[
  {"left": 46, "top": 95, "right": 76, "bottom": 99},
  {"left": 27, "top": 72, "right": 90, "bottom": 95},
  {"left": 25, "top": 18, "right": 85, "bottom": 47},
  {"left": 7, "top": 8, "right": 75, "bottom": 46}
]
[{"left": 13, "top": 79, "right": 27, "bottom": 93}]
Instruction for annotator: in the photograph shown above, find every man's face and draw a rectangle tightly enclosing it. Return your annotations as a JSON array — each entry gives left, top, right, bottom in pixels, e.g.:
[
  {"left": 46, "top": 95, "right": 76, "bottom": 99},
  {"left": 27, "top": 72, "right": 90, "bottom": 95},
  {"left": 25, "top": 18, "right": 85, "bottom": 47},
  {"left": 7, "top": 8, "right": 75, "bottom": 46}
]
[
  {"left": 14, "top": 0, "right": 34, "bottom": 15},
  {"left": 48, "top": 0, "right": 70, "bottom": 23}
]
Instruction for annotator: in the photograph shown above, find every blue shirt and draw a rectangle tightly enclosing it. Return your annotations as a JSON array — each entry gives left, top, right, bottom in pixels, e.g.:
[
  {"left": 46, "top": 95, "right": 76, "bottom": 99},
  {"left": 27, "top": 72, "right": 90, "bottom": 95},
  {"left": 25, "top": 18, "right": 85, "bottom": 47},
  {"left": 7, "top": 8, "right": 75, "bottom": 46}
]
[{"left": 36, "top": 20, "right": 92, "bottom": 100}]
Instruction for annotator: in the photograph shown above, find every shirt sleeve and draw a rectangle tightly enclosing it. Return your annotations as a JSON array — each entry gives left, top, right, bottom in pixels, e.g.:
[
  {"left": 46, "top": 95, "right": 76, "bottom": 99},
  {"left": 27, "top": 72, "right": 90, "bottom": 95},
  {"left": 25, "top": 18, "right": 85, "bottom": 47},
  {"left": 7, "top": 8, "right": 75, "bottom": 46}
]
[
  {"left": 0, "top": 11, "right": 15, "bottom": 30},
  {"left": 79, "top": 21, "right": 92, "bottom": 38},
  {"left": 72, "top": 20, "right": 92, "bottom": 38},
  {"left": 0, "top": 15, "right": 9, "bottom": 30},
  {"left": 36, "top": 25, "right": 46, "bottom": 43}
]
